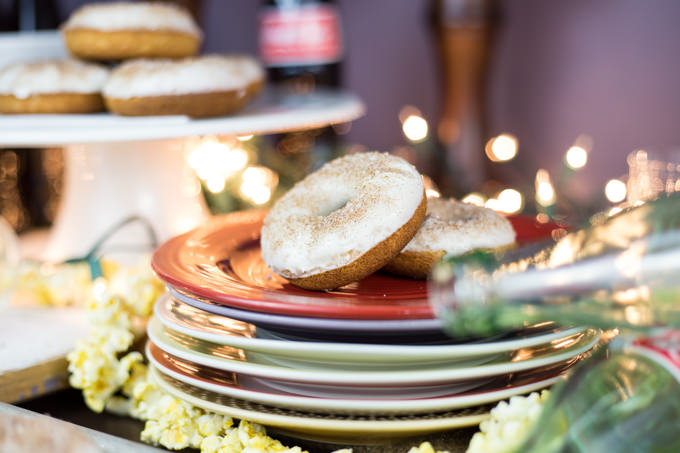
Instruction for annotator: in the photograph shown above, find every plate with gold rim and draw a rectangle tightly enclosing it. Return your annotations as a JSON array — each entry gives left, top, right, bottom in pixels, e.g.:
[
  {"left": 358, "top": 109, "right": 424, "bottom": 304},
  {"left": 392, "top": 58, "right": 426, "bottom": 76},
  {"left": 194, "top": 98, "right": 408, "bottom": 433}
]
[
  {"left": 149, "top": 366, "right": 493, "bottom": 441},
  {"left": 154, "top": 297, "right": 588, "bottom": 365},
  {"left": 147, "top": 316, "right": 600, "bottom": 385},
  {"left": 147, "top": 341, "right": 566, "bottom": 415}
]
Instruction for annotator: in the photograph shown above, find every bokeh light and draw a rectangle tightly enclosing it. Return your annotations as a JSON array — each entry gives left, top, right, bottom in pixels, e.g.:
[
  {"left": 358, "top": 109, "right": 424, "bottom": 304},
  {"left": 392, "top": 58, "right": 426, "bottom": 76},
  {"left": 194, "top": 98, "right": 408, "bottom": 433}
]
[
  {"left": 485, "top": 188, "right": 523, "bottom": 214},
  {"left": 565, "top": 145, "right": 588, "bottom": 170},
  {"left": 402, "top": 115, "right": 429, "bottom": 142},
  {"left": 535, "top": 169, "right": 556, "bottom": 206},
  {"left": 485, "top": 134, "right": 518, "bottom": 162},
  {"left": 240, "top": 166, "right": 279, "bottom": 205},
  {"left": 188, "top": 138, "right": 249, "bottom": 193},
  {"left": 462, "top": 192, "right": 486, "bottom": 207},
  {"left": 608, "top": 206, "right": 623, "bottom": 217},
  {"left": 605, "top": 179, "right": 627, "bottom": 203}
]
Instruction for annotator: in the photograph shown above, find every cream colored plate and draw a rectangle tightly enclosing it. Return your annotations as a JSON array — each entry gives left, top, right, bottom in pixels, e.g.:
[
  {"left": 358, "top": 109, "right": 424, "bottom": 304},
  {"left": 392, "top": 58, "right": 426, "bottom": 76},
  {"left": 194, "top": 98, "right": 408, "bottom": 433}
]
[
  {"left": 154, "top": 295, "right": 588, "bottom": 365},
  {"left": 147, "top": 341, "right": 564, "bottom": 415},
  {"left": 148, "top": 316, "right": 600, "bottom": 386}
]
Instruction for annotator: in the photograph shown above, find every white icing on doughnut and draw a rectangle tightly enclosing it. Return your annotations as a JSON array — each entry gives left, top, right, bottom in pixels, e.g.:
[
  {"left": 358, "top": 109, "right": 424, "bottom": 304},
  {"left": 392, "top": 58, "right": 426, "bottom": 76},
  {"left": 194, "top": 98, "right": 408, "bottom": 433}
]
[
  {"left": 403, "top": 198, "right": 515, "bottom": 254},
  {"left": 261, "top": 152, "right": 424, "bottom": 278},
  {"left": 0, "top": 59, "right": 108, "bottom": 99},
  {"left": 102, "top": 55, "right": 264, "bottom": 99},
  {"left": 62, "top": 2, "right": 201, "bottom": 37}
]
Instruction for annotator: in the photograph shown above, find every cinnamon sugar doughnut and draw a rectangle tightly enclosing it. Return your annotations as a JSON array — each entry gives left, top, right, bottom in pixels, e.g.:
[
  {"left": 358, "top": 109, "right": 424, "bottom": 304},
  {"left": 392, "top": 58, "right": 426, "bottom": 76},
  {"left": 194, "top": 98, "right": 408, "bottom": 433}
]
[
  {"left": 0, "top": 60, "right": 108, "bottom": 114},
  {"left": 261, "top": 152, "right": 426, "bottom": 290},
  {"left": 62, "top": 2, "right": 202, "bottom": 60},
  {"left": 383, "top": 198, "right": 516, "bottom": 279},
  {"left": 102, "top": 55, "right": 264, "bottom": 117}
]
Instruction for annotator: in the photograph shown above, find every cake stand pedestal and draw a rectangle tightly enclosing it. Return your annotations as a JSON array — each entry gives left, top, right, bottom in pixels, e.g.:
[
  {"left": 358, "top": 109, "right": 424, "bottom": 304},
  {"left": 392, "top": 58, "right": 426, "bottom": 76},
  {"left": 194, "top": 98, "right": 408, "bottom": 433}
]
[
  {"left": 0, "top": 88, "right": 364, "bottom": 261},
  {"left": 49, "top": 140, "right": 207, "bottom": 261}
]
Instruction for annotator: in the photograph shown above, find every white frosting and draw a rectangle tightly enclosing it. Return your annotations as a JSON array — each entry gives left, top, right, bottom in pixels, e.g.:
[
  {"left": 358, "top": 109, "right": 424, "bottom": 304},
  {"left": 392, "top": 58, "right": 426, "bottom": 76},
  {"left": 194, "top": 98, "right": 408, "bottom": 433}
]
[
  {"left": 63, "top": 2, "right": 201, "bottom": 37},
  {"left": 402, "top": 198, "right": 516, "bottom": 254},
  {"left": 261, "top": 152, "right": 424, "bottom": 278},
  {"left": 0, "top": 59, "right": 108, "bottom": 98},
  {"left": 102, "top": 55, "right": 264, "bottom": 99}
]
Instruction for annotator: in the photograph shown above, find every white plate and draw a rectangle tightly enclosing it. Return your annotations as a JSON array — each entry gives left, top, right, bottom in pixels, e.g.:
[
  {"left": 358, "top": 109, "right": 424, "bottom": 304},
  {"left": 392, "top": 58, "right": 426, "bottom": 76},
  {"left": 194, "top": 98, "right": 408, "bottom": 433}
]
[
  {"left": 147, "top": 341, "right": 491, "bottom": 400},
  {"left": 0, "top": 88, "right": 364, "bottom": 146},
  {"left": 150, "top": 366, "right": 492, "bottom": 442},
  {"left": 154, "top": 295, "right": 589, "bottom": 364},
  {"left": 147, "top": 342, "right": 563, "bottom": 415},
  {"left": 147, "top": 317, "right": 600, "bottom": 386}
]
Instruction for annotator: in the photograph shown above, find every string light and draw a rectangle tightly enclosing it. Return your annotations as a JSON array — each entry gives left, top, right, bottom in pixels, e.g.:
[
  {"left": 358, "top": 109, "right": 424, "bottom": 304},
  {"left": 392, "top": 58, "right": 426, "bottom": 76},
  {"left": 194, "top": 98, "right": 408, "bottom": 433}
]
[
  {"left": 485, "top": 189, "right": 523, "bottom": 214},
  {"left": 462, "top": 193, "right": 486, "bottom": 207},
  {"left": 188, "top": 138, "right": 249, "bottom": 193},
  {"left": 535, "top": 169, "right": 556, "bottom": 206},
  {"left": 536, "top": 213, "right": 550, "bottom": 223},
  {"left": 205, "top": 177, "right": 226, "bottom": 194},
  {"left": 485, "top": 134, "right": 518, "bottom": 162},
  {"left": 565, "top": 145, "right": 588, "bottom": 170},
  {"left": 402, "top": 115, "right": 428, "bottom": 142},
  {"left": 240, "top": 166, "right": 278, "bottom": 205},
  {"left": 605, "top": 179, "right": 627, "bottom": 203}
]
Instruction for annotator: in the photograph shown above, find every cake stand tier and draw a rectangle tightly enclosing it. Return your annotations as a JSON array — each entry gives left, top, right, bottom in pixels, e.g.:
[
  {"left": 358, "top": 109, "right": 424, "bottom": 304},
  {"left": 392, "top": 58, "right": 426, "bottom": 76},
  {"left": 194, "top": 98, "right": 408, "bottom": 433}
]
[
  {"left": 0, "top": 89, "right": 364, "bottom": 146},
  {"left": 0, "top": 89, "right": 365, "bottom": 261}
]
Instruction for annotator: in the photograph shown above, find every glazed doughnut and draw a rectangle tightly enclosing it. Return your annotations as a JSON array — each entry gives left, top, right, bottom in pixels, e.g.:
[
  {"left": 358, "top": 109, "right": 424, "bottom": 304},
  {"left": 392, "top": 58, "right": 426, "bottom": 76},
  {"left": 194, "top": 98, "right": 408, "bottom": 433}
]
[
  {"left": 383, "top": 198, "right": 516, "bottom": 279},
  {"left": 0, "top": 60, "right": 108, "bottom": 114},
  {"left": 62, "top": 2, "right": 202, "bottom": 60},
  {"left": 261, "top": 152, "right": 426, "bottom": 290},
  {"left": 102, "top": 55, "right": 264, "bottom": 117}
]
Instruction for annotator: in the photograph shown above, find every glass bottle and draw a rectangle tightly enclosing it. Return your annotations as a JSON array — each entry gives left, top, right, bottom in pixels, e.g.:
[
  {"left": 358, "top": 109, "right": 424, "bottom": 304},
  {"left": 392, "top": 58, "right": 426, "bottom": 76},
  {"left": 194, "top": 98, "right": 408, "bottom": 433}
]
[
  {"left": 516, "top": 332, "right": 680, "bottom": 453},
  {"left": 258, "top": 0, "right": 345, "bottom": 189},
  {"left": 430, "top": 194, "right": 680, "bottom": 337},
  {"left": 259, "top": 0, "right": 342, "bottom": 91}
]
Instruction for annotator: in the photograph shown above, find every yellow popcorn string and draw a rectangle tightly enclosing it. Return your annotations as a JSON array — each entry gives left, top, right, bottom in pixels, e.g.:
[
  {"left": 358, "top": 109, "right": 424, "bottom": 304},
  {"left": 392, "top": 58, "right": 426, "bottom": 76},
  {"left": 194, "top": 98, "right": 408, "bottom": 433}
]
[
  {"left": 63, "top": 260, "right": 308, "bottom": 452},
  {"left": 465, "top": 391, "right": 550, "bottom": 453}
]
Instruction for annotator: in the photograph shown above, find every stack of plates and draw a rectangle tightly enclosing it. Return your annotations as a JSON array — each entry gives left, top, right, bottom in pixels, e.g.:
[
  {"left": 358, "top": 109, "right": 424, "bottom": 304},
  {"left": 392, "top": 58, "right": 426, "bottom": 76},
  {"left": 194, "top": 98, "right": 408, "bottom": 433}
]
[{"left": 148, "top": 210, "right": 598, "bottom": 443}]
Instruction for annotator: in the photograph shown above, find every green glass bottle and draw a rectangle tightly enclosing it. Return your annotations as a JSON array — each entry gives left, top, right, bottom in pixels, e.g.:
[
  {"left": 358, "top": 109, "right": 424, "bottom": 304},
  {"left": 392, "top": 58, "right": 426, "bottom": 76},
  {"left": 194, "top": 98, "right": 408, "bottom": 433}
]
[
  {"left": 515, "top": 333, "right": 680, "bottom": 453},
  {"left": 430, "top": 194, "right": 680, "bottom": 338}
]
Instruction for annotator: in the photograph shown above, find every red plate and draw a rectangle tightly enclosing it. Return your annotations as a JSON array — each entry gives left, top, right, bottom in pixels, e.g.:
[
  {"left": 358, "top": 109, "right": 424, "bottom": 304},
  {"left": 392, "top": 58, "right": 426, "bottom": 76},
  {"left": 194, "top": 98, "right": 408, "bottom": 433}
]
[{"left": 152, "top": 210, "right": 564, "bottom": 320}]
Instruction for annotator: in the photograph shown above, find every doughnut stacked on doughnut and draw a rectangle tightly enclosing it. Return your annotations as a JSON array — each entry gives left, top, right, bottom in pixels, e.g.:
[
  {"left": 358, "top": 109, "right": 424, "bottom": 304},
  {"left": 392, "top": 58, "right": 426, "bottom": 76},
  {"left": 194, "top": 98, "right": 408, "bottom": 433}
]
[
  {"left": 383, "top": 198, "right": 516, "bottom": 279},
  {"left": 62, "top": 2, "right": 202, "bottom": 60},
  {"left": 261, "top": 152, "right": 427, "bottom": 290},
  {"left": 0, "top": 2, "right": 264, "bottom": 117},
  {"left": 102, "top": 55, "right": 264, "bottom": 118},
  {"left": 0, "top": 60, "right": 108, "bottom": 114},
  {"left": 262, "top": 153, "right": 519, "bottom": 290},
  {"left": 61, "top": 2, "right": 263, "bottom": 118}
]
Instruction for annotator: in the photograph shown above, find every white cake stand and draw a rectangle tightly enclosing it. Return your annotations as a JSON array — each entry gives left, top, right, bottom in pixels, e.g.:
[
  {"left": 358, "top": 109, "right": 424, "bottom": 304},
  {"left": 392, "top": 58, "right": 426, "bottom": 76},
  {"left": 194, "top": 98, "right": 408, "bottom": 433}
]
[{"left": 0, "top": 89, "right": 364, "bottom": 261}]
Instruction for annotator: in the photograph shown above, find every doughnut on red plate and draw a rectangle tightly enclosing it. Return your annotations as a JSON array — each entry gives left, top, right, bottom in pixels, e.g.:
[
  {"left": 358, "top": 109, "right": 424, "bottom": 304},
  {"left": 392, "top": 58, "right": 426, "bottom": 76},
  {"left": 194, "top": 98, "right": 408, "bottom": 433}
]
[{"left": 151, "top": 210, "right": 565, "bottom": 320}]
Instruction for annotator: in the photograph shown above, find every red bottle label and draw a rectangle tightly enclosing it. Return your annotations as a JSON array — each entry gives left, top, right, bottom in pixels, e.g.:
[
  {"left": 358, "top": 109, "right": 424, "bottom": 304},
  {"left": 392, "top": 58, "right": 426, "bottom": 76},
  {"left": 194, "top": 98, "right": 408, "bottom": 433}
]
[
  {"left": 632, "top": 330, "right": 680, "bottom": 381},
  {"left": 259, "top": 4, "right": 343, "bottom": 67}
]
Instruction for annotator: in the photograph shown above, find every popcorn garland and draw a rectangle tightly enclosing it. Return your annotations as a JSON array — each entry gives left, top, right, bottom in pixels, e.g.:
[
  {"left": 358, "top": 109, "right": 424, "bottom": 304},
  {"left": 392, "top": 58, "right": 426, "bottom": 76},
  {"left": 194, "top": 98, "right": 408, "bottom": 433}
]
[
  {"left": 466, "top": 391, "right": 551, "bottom": 453},
  {"left": 65, "top": 260, "right": 306, "bottom": 452},
  {"left": 2, "top": 258, "right": 549, "bottom": 452},
  {"left": 1, "top": 260, "right": 93, "bottom": 307}
]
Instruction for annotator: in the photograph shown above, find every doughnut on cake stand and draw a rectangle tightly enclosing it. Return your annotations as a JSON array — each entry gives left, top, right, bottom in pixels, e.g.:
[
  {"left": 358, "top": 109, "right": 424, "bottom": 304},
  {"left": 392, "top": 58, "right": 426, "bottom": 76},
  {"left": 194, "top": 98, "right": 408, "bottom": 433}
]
[{"left": 0, "top": 89, "right": 364, "bottom": 261}]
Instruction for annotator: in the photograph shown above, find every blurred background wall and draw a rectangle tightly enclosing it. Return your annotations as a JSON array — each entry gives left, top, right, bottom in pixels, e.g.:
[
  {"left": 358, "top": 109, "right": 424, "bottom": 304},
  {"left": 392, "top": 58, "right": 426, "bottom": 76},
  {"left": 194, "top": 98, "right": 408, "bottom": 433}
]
[{"left": 2, "top": 0, "right": 680, "bottom": 218}]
